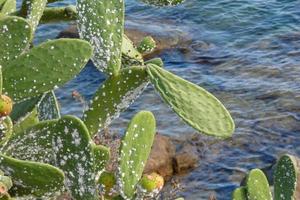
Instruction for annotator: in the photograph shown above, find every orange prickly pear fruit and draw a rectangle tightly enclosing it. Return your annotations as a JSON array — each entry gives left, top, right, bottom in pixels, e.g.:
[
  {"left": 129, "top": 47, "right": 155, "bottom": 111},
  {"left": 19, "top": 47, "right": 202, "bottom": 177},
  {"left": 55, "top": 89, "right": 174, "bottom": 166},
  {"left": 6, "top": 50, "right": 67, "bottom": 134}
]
[{"left": 0, "top": 95, "right": 12, "bottom": 117}]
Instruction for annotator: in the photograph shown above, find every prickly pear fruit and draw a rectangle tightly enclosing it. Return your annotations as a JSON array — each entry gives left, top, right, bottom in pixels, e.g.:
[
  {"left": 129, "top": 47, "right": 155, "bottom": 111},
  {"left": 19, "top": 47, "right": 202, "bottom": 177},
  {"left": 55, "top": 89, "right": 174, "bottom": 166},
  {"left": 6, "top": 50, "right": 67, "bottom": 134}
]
[
  {"left": 139, "top": 172, "right": 164, "bottom": 192},
  {"left": 98, "top": 171, "right": 116, "bottom": 197},
  {"left": 0, "top": 95, "right": 12, "bottom": 117},
  {"left": 137, "top": 36, "right": 156, "bottom": 54},
  {"left": 0, "top": 183, "right": 7, "bottom": 197}
]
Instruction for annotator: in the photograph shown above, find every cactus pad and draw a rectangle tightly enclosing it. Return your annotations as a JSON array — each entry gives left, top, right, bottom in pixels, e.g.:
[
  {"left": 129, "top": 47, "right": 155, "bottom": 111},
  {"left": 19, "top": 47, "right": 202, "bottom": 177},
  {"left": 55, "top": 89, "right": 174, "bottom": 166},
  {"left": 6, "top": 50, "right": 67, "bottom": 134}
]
[
  {"left": 77, "top": 0, "right": 124, "bottom": 75},
  {"left": 246, "top": 169, "right": 272, "bottom": 200},
  {"left": 37, "top": 91, "right": 60, "bottom": 120},
  {"left": 20, "top": 0, "right": 47, "bottom": 32},
  {"left": 232, "top": 187, "right": 247, "bottom": 200},
  {"left": 0, "top": 154, "right": 64, "bottom": 197},
  {"left": 83, "top": 66, "right": 149, "bottom": 135},
  {"left": 274, "top": 154, "right": 299, "bottom": 200},
  {"left": 118, "top": 111, "right": 156, "bottom": 199},
  {"left": 93, "top": 144, "right": 110, "bottom": 173},
  {"left": 0, "top": 0, "right": 15, "bottom": 15},
  {"left": 2, "top": 116, "right": 98, "bottom": 199},
  {"left": 0, "top": 16, "right": 31, "bottom": 66},
  {"left": 3, "top": 39, "right": 92, "bottom": 102},
  {"left": 146, "top": 63, "right": 235, "bottom": 137},
  {"left": 0, "top": 117, "right": 12, "bottom": 146}
]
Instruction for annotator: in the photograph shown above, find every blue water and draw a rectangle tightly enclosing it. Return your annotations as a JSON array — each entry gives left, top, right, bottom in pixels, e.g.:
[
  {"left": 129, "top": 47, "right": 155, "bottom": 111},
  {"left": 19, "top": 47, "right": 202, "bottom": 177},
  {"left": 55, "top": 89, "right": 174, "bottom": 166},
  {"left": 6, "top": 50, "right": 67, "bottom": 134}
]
[{"left": 34, "top": 0, "right": 300, "bottom": 199}]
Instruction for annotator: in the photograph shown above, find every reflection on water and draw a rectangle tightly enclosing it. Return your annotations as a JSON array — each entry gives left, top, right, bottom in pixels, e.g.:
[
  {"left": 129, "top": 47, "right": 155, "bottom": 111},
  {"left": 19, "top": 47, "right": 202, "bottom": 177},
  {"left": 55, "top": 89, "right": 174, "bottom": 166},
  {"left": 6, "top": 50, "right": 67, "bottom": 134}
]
[{"left": 35, "top": 0, "right": 300, "bottom": 199}]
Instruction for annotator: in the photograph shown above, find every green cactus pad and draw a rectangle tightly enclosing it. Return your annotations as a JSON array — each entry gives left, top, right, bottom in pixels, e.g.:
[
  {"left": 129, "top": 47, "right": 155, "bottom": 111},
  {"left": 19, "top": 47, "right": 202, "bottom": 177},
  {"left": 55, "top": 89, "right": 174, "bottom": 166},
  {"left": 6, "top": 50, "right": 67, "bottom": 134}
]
[
  {"left": 40, "top": 6, "right": 77, "bottom": 24},
  {"left": 93, "top": 144, "right": 110, "bottom": 173},
  {"left": 274, "top": 154, "right": 298, "bottom": 200},
  {"left": 145, "top": 58, "right": 164, "bottom": 68},
  {"left": 118, "top": 111, "right": 156, "bottom": 199},
  {"left": 10, "top": 96, "right": 41, "bottom": 122},
  {"left": 146, "top": 63, "right": 235, "bottom": 137},
  {"left": 0, "top": 0, "right": 15, "bottom": 15},
  {"left": 246, "top": 169, "right": 272, "bottom": 200},
  {"left": 0, "top": 154, "right": 64, "bottom": 197},
  {"left": 12, "top": 107, "right": 39, "bottom": 134},
  {"left": 0, "top": 117, "right": 12, "bottom": 146},
  {"left": 77, "top": 0, "right": 124, "bottom": 75},
  {"left": 37, "top": 91, "right": 60, "bottom": 120},
  {"left": 3, "top": 116, "right": 98, "bottom": 199},
  {"left": 232, "top": 187, "right": 247, "bottom": 200},
  {"left": 20, "top": 0, "right": 47, "bottom": 33},
  {"left": 83, "top": 66, "right": 149, "bottom": 135},
  {"left": 122, "top": 35, "right": 143, "bottom": 67},
  {"left": 140, "top": 0, "right": 184, "bottom": 6},
  {"left": 137, "top": 36, "right": 156, "bottom": 54},
  {"left": 3, "top": 39, "right": 92, "bottom": 102},
  {"left": 0, "top": 16, "right": 31, "bottom": 66}
]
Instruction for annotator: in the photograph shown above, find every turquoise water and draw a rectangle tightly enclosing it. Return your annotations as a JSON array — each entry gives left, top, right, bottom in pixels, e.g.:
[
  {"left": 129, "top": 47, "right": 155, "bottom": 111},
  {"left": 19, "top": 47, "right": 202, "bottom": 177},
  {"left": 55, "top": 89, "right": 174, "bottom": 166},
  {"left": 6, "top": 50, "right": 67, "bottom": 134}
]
[{"left": 35, "top": 0, "right": 300, "bottom": 199}]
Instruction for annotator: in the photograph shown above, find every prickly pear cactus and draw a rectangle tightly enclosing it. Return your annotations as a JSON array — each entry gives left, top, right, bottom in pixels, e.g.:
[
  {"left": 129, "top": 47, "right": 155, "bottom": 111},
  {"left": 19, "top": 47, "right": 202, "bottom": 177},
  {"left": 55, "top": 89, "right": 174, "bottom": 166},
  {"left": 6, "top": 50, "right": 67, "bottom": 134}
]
[
  {"left": 3, "top": 39, "right": 92, "bottom": 102},
  {"left": 83, "top": 66, "right": 149, "bottom": 135},
  {"left": 137, "top": 36, "right": 156, "bottom": 54},
  {"left": 118, "top": 111, "right": 156, "bottom": 199},
  {"left": 0, "top": 154, "right": 64, "bottom": 197},
  {"left": 0, "top": 0, "right": 15, "bottom": 15},
  {"left": 146, "top": 63, "right": 235, "bottom": 137},
  {"left": 0, "top": 16, "right": 31, "bottom": 66},
  {"left": 246, "top": 169, "right": 272, "bottom": 200},
  {"left": 2, "top": 116, "right": 100, "bottom": 199},
  {"left": 77, "top": 0, "right": 124, "bottom": 75},
  {"left": 232, "top": 187, "right": 247, "bottom": 200},
  {"left": 139, "top": 0, "right": 185, "bottom": 6},
  {"left": 274, "top": 154, "right": 299, "bottom": 200},
  {"left": 19, "top": 0, "right": 47, "bottom": 33}
]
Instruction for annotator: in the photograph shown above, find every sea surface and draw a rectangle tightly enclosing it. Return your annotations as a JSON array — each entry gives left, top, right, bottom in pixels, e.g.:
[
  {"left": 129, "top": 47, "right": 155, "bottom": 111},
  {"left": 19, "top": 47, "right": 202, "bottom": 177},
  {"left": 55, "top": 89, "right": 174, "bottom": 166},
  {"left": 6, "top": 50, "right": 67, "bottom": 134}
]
[{"left": 32, "top": 0, "right": 300, "bottom": 199}]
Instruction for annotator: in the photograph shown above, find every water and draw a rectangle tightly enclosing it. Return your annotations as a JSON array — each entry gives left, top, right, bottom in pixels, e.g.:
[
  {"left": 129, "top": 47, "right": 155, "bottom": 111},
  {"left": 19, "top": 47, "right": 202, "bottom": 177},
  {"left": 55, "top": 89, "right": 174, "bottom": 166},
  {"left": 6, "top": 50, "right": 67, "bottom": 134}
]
[{"left": 34, "top": 0, "right": 300, "bottom": 199}]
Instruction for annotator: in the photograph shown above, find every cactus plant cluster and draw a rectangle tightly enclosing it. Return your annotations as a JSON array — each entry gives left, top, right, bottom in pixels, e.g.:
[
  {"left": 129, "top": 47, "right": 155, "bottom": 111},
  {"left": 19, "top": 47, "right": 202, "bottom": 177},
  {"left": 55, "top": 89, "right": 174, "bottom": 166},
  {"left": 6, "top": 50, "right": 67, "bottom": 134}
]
[
  {"left": 0, "top": 0, "right": 237, "bottom": 198},
  {"left": 77, "top": 0, "right": 235, "bottom": 138},
  {"left": 232, "top": 154, "right": 299, "bottom": 200}
]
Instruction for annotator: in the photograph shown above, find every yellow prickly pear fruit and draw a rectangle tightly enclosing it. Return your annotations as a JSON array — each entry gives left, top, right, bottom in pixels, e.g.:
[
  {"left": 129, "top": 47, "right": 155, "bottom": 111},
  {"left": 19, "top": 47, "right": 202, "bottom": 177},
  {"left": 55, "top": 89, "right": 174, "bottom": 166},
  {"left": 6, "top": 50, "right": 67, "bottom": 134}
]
[
  {"left": 139, "top": 172, "right": 164, "bottom": 192},
  {"left": 0, "top": 95, "right": 12, "bottom": 117}
]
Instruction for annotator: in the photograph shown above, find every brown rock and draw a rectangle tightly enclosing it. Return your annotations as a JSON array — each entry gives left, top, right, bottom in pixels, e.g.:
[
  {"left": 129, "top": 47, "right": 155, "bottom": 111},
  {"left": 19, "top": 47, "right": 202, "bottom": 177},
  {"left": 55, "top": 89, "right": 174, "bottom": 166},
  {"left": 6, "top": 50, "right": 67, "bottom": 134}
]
[
  {"left": 57, "top": 25, "right": 191, "bottom": 59},
  {"left": 174, "top": 143, "right": 198, "bottom": 173},
  {"left": 144, "top": 134, "right": 176, "bottom": 180}
]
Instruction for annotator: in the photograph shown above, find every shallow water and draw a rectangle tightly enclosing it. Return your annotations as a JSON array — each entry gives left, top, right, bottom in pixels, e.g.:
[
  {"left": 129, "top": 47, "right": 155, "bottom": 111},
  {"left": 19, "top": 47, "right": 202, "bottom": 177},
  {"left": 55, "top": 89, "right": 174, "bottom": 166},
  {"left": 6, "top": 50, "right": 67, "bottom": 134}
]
[{"left": 34, "top": 0, "right": 300, "bottom": 199}]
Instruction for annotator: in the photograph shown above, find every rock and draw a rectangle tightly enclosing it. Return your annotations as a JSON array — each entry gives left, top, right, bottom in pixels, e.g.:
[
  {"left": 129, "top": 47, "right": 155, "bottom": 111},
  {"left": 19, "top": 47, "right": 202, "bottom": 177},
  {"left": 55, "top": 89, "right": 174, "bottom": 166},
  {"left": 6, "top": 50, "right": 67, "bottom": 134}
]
[
  {"left": 144, "top": 134, "right": 176, "bottom": 180},
  {"left": 57, "top": 25, "right": 191, "bottom": 59},
  {"left": 57, "top": 25, "right": 79, "bottom": 38},
  {"left": 174, "top": 143, "right": 198, "bottom": 173}
]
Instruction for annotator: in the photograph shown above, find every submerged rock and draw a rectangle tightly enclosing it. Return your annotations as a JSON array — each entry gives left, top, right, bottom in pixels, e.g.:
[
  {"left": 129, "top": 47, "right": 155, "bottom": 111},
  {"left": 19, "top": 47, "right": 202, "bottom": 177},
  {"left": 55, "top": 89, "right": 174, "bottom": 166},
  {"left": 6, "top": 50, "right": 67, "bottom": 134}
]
[{"left": 57, "top": 25, "right": 192, "bottom": 59}]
